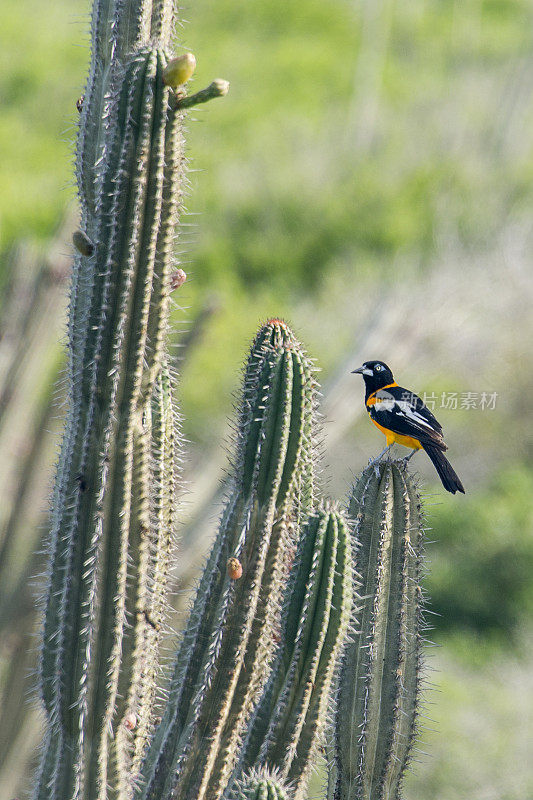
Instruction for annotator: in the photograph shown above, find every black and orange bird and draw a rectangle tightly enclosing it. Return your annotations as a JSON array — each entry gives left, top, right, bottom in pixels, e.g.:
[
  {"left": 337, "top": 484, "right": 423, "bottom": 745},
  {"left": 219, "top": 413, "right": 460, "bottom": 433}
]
[{"left": 352, "top": 360, "right": 465, "bottom": 494}]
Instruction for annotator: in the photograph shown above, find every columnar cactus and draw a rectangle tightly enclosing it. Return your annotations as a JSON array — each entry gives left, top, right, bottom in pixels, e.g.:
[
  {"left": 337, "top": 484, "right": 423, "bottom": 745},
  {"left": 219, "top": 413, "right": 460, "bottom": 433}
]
[
  {"left": 32, "top": 0, "right": 435, "bottom": 797},
  {"left": 331, "top": 462, "right": 425, "bottom": 800},
  {"left": 34, "top": 2, "right": 227, "bottom": 799},
  {"left": 137, "top": 321, "right": 317, "bottom": 800},
  {"left": 237, "top": 506, "right": 353, "bottom": 800}
]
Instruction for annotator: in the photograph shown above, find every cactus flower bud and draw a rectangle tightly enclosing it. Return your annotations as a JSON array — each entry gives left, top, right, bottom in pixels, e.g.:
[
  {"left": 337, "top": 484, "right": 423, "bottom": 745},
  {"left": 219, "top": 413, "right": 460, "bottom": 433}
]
[
  {"left": 210, "top": 78, "right": 230, "bottom": 97},
  {"left": 163, "top": 52, "right": 196, "bottom": 87}
]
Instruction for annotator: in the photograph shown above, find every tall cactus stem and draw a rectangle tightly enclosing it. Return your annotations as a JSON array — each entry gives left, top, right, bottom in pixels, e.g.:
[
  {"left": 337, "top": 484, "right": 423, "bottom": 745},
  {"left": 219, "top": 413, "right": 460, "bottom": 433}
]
[
  {"left": 34, "top": 17, "right": 197, "bottom": 796},
  {"left": 332, "top": 462, "right": 425, "bottom": 800},
  {"left": 236, "top": 506, "right": 353, "bottom": 800},
  {"left": 137, "top": 322, "right": 317, "bottom": 800}
]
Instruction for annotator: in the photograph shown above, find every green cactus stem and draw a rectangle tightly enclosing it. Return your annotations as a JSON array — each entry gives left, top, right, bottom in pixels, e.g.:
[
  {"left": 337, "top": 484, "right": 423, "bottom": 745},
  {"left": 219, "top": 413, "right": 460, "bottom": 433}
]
[
  {"left": 237, "top": 506, "right": 353, "bottom": 800},
  {"left": 137, "top": 321, "right": 317, "bottom": 800},
  {"left": 111, "top": 361, "right": 179, "bottom": 791},
  {"left": 174, "top": 79, "right": 230, "bottom": 109},
  {"left": 34, "top": 4, "right": 203, "bottom": 791},
  {"left": 332, "top": 462, "right": 425, "bottom": 800},
  {"left": 76, "top": 0, "right": 178, "bottom": 219}
]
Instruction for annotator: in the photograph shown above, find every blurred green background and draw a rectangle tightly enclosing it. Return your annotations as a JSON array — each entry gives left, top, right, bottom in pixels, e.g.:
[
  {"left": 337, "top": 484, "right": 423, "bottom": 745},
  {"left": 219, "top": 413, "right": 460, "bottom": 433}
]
[{"left": 1, "top": 0, "right": 533, "bottom": 797}]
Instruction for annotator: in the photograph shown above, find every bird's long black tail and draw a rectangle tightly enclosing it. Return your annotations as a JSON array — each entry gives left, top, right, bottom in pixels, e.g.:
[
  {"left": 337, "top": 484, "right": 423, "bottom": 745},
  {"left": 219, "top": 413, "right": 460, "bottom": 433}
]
[{"left": 423, "top": 444, "right": 465, "bottom": 494}]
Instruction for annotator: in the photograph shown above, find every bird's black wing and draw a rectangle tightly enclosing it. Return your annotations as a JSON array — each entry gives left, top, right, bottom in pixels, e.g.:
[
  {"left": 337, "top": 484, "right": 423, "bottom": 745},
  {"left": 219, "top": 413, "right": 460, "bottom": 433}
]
[{"left": 368, "top": 384, "right": 446, "bottom": 449}]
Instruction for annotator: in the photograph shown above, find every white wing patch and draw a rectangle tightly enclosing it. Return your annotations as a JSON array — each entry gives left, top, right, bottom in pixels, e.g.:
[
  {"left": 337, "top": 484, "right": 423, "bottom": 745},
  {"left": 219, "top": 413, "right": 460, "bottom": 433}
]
[{"left": 373, "top": 390, "right": 435, "bottom": 431}]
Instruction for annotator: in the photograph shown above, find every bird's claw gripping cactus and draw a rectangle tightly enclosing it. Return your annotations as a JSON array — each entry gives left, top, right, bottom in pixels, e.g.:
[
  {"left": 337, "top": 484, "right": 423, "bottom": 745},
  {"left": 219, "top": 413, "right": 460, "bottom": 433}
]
[{"left": 330, "top": 462, "right": 425, "bottom": 800}]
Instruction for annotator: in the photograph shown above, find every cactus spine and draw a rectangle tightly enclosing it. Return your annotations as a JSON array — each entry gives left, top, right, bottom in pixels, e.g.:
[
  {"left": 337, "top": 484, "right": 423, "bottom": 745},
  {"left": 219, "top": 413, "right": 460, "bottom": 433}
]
[
  {"left": 137, "top": 321, "right": 317, "bottom": 800},
  {"left": 237, "top": 506, "right": 353, "bottom": 800},
  {"left": 35, "top": 1, "right": 194, "bottom": 797},
  {"left": 231, "top": 770, "right": 293, "bottom": 800},
  {"left": 331, "top": 462, "right": 424, "bottom": 800}
]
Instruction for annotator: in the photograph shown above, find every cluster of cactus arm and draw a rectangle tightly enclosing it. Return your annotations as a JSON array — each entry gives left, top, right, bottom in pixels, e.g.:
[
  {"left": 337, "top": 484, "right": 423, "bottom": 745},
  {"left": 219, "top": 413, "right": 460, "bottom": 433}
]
[{"left": 34, "top": 1, "right": 427, "bottom": 799}]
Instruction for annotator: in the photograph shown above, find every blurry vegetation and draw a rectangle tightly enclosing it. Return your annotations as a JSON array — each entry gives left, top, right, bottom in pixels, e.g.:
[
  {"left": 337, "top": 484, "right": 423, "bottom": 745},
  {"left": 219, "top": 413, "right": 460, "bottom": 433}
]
[
  {"left": 1, "top": 0, "right": 533, "bottom": 796},
  {"left": 3, "top": 0, "right": 533, "bottom": 442},
  {"left": 428, "top": 465, "right": 533, "bottom": 639}
]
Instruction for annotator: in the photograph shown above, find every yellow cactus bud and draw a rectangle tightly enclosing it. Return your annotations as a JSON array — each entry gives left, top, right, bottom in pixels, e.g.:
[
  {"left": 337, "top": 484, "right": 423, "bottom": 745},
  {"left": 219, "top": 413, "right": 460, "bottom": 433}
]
[{"left": 163, "top": 53, "right": 196, "bottom": 88}]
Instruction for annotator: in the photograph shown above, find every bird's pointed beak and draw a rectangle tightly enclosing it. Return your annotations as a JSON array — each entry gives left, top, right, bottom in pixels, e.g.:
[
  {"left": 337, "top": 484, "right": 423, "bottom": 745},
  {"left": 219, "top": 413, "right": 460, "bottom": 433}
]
[{"left": 351, "top": 366, "right": 366, "bottom": 375}]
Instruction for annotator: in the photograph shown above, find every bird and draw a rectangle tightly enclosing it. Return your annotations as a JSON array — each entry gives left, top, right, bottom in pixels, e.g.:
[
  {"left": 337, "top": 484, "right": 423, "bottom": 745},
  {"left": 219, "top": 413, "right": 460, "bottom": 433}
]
[{"left": 352, "top": 360, "right": 465, "bottom": 494}]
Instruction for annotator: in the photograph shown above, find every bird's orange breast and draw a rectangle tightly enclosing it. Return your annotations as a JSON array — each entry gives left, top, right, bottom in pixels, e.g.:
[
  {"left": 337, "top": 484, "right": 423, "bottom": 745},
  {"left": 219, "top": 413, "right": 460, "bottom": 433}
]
[{"left": 368, "top": 414, "right": 423, "bottom": 450}]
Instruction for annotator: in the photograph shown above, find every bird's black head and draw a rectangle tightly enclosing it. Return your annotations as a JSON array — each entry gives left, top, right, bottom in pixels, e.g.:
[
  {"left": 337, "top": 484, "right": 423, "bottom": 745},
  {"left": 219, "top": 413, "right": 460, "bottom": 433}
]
[{"left": 352, "top": 360, "right": 395, "bottom": 397}]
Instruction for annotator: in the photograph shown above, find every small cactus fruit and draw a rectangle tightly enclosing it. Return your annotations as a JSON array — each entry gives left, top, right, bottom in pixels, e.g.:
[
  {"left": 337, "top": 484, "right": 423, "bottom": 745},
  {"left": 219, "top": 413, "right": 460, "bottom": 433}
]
[
  {"left": 332, "top": 462, "right": 425, "bottom": 800},
  {"left": 123, "top": 713, "right": 137, "bottom": 732},
  {"left": 170, "top": 268, "right": 187, "bottom": 290},
  {"left": 163, "top": 52, "right": 196, "bottom": 87},
  {"left": 237, "top": 506, "right": 353, "bottom": 800},
  {"left": 72, "top": 229, "right": 94, "bottom": 256},
  {"left": 227, "top": 556, "right": 243, "bottom": 580},
  {"left": 232, "top": 769, "right": 293, "bottom": 799},
  {"left": 137, "top": 321, "right": 317, "bottom": 800}
]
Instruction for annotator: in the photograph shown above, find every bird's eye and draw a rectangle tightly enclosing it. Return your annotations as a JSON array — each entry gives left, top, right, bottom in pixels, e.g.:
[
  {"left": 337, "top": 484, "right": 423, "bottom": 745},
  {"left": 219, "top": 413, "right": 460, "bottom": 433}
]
[{"left": 375, "top": 365, "right": 382, "bottom": 371}]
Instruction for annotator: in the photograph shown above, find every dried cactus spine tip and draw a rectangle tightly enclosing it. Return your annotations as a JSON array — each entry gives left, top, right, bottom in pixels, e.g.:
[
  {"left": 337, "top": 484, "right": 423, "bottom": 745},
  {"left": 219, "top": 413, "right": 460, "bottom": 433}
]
[
  {"left": 163, "top": 52, "right": 197, "bottom": 87},
  {"left": 123, "top": 712, "right": 137, "bottom": 731},
  {"left": 72, "top": 229, "right": 94, "bottom": 256},
  {"left": 266, "top": 318, "right": 288, "bottom": 327},
  {"left": 170, "top": 268, "right": 187, "bottom": 290},
  {"left": 227, "top": 557, "right": 243, "bottom": 580}
]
